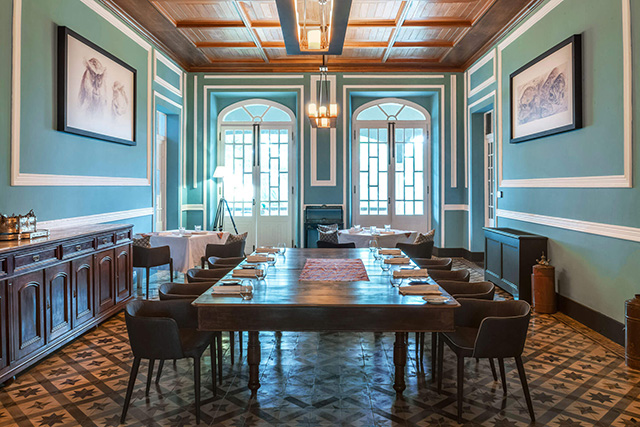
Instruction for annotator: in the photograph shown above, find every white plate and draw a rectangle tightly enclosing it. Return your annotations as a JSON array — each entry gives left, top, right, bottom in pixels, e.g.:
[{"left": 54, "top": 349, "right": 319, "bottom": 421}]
[
  {"left": 220, "top": 279, "right": 241, "bottom": 285},
  {"left": 422, "top": 296, "right": 449, "bottom": 304}
]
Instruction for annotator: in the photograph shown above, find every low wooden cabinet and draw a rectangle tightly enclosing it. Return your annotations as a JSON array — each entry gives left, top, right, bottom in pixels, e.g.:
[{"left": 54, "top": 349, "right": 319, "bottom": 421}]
[
  {"left": 483, "top": 227, "right": 548, "bottom": 303},
  {"left": 0, "top": 224, "right": 133, "bottom": 383}
]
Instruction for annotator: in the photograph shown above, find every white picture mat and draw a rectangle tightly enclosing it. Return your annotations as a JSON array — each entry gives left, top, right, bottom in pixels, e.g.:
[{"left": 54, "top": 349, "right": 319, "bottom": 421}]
[
  {"left": 65, "top": 34, "right": 135, "bottom": 141},
  {"left": 511, "top": 43, "right": 574, "bottom": 139}
]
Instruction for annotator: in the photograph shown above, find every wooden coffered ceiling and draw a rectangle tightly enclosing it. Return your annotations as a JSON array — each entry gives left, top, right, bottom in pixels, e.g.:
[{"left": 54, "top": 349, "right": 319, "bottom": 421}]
[{"left": 102, "top": 0, "right": 544, "bottom": 72}]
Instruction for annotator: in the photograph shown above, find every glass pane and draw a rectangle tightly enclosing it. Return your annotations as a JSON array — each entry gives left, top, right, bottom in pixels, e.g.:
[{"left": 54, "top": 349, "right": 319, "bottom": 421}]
[
  {"left": 259, "top": 127, "right": 289, "bottom": 217},
  {"left": 358, "top": 127, "right": 388, "bottom": 216},
  {"left": 396, "top": 105, "right": 426, "bottom": 121},
  {"left": 223, "top": 128, "right": 253, "bottom": 217},
  {"left": 223, "top": 107, "right": 252, "bottom": 122},
  {"left": 395, "top": 127, "right": 425, "bottom": 216}
]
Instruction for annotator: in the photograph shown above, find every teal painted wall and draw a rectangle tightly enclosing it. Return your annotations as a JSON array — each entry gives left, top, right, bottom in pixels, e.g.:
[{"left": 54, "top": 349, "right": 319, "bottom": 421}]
[
  {"left": 465, "top": 0, "right": 639, "bottom": 324},
  {"left": 0, "top": 0, "right": 185, "bottom": 235}
]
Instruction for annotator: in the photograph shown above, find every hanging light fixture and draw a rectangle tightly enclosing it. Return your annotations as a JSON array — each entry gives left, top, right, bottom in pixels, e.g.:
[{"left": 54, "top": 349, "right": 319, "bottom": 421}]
[
  {"left": 308, "top": 56, "right": 337, "bottom": 129},
  {"left": 295, "top": 0, "right": 333, "bottom": 52}
]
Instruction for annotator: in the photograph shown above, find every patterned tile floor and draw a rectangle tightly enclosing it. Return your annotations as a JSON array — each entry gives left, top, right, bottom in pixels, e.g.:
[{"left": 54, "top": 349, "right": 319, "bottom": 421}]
[{"left": 1, "top": 260, "right": 639, "bottom": 426}]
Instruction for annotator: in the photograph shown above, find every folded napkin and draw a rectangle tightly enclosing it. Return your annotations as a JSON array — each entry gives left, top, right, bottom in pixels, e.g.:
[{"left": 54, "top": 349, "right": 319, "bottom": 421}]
[
  {"left": 255, "top": 247, "right": 280, "bottom": 254},
  {"left": 232, "top": 269, "right": 264, "bottom": 278},
  {"left": 379, "top": 248, "right": 402, "bottom": 255},
  {"left": 393, "top": 269, "right": 429, "bottom": 278},
  {"left": 211, "top": 285, "right": 241, "bottom": 295},
  {"left": 398, "top": 284, "right": 441, "bottom": 296},
  {"left": 384, "top": 257, "right": 410, "bottom": 265},
  {"left": 380, "top": 231, "right": 395, "bottom": 235},
  {"left": 348, "top": 228, "right": 362, "bottom": 234},
  {"left": 246, "top": 255, "right": 273, "bottom": 263}
]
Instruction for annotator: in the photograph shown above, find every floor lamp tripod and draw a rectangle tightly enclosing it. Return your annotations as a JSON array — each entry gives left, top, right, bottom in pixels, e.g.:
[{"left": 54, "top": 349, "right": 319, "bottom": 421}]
[{"left": 212, "top": 166, "right": 238, "bottom": 234}]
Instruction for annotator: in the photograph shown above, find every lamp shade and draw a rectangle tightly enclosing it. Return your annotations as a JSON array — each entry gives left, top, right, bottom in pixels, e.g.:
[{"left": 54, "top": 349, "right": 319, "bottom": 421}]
[{"left": 213, "top": 165, "right": 228, "bottom": 179}]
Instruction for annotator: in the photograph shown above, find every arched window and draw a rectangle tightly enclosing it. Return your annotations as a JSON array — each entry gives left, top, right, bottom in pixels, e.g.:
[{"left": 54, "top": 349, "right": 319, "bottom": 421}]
[
  {"left": 352, "top": 98, "right": 431, "bottom": 232},
  {"left": 217, "top": 99, "right": 295, "bottom": 250}
]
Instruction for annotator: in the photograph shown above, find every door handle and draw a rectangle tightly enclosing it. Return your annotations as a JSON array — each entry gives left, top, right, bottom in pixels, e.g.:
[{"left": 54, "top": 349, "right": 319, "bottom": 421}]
[
  {"left": 32, "top": 254, "right": 40, "bottom": 262},
  {"left": 76, "top": 245, "right": 82, "bottom": 251}
]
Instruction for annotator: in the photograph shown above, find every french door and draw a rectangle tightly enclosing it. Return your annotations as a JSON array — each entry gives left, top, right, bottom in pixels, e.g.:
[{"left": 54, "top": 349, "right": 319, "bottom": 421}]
[
  {"left": 154, "top": 112, "right": 167, "bottom": 231},
  {"left": 219, "top": 124, "right": 293, "bottom": 250},
  {"left": 353, "top": 121, "right": 430, "bottom": 232}
]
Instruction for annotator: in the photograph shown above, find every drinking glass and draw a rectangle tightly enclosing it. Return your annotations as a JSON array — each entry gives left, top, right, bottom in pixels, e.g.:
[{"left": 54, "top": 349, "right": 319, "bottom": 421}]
[
  {"left": 370, "top": 225, "right": 377, "bottom": 235},
  {"left": 255, "top": 265, "right": 266, "bottom": 281},
  {"left": 384, "top": 224, "right": 391, "bottom": 231},
  {"left": 381, "top": 260, "right": 391, "bottom": 273},
  {"left": 178, "top": 226, "right": 186, "bottom": 235},
  {"left": 368, "top": 239, "right": 379, "bottom": 253},
  {"left": 240, "top": 283, "right": 253, "bottom": 300},
  {"left": 195, "top": 225, "right": 202, "bottom": 232},
  {"left": 277, "top": 242, "right": 287, "bottom": 256},
  {"left": 390, "top": 276, "right": 402, "bottom": 287},
  {"left": 267, "top": 256, "right": 277, "bottom": 268}
]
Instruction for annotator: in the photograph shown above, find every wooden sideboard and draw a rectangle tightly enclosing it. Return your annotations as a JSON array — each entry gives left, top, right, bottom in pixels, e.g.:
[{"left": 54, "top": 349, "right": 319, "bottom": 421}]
[
  {"left": 0, "top": 224, "right": 134, "bottom": 384},
  {"left": 483, "top": 227, "right": 547, "bottom": 303}
]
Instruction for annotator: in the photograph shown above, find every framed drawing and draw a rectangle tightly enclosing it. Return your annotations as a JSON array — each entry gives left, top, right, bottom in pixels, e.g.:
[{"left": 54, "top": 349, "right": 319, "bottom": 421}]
[
  {"left": 57, "top": 26, "right": 137, "bottom": 145},
  {"left": 510, "top": 34, "right": 582, "bottom": 143}
]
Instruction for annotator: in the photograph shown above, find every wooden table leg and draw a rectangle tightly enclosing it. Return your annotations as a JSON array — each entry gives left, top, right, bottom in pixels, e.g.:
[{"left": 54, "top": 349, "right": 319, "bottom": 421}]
[
  {"left": 393, "top": 332, "right": 407, "bottom": 398},
  {"left": 247, "top": 331, "right": 261, "bottom": 396}
]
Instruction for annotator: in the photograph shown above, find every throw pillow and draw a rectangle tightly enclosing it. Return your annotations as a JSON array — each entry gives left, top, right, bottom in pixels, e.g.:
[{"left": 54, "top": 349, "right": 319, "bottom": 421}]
[
  {"left": 317, "top": 223, "right": 339, "bottom": 233},
  {"left": 132, "top": 234, "right": 151, "bottom": 248},
  {"left": 318, "top": 229, "right": 339, "bottom": 244},
  {"left": 414, "top": 229, "right": 435, "bottom": 244},
  {"left": 227, "top": 232, "right": 248, "bottom": 243}
]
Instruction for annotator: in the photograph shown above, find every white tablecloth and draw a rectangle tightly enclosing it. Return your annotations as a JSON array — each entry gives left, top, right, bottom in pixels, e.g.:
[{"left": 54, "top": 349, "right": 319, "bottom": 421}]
[
  {"left": 149, "top": 231, "right": 229, "bottom": 273},
  {"left": 338, "top": 229, "right": 417, "bottom": 248}
]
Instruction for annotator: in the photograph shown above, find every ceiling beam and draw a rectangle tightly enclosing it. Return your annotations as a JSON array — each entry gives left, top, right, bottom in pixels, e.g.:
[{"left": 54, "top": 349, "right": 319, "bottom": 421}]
[
  {"left": 230, "top": 0, "right": 269, "bottom": 63},
  {"left": 194, "top": 40, "right": 455, "bottom": 49},
  {"left": 348, "top": 19, "right": 473, "bottom": 28},
  {"left": 175, "top": 19, "right": 280, "bottom": 28},
  {"left": 382, "top": 0, "right": 413, "bottom": 63},
  {"left": 394, "top": 40, "right": 455, "bottom": 48}
]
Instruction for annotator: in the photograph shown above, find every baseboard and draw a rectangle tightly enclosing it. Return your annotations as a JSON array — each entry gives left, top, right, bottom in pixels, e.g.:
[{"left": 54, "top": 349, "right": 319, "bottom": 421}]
[
  {"left": 557, "top": 294, "right": 625, "bottom": 346},
  {"left": 433, "top": 247, "right": 484, "bottom": 263}
]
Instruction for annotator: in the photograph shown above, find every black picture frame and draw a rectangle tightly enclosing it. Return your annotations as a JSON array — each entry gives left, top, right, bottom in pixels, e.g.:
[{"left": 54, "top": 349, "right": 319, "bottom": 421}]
[
  {"left": 509, "top": 34, "right": 582, "bottom": 144},
  {"left": 57, "top": 26, "right": 137, "bottom": 146}
]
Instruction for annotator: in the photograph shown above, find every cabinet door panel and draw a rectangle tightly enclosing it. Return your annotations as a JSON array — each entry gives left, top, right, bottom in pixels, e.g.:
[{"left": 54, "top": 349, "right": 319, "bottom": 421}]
[
  {"left": 115, "top": 246, "right": 132, "bottom": 303},
  {"left": 12, "top": 271, "right": 45, "bottom": 361},
  {"left": 95, "top": 250, "right": 115, "bottom": 315},
  {"left": 72, "top": 255, "right": 94, "bottom": 327},
  {"left": 0, "top": 281, "right": 7, "bottom": 370},
  {"left": 45, "top": 264, "right": 72, "bottom": 342}
]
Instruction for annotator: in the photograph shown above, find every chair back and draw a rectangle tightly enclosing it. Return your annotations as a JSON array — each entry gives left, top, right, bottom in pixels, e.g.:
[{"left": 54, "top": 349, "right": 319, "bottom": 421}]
[
  {"left": 158, "top": 282, "right": 215, "bottom": 300},
  {"left": 438, "top": 280, "right": 495, "bottom": 300},
  {"left": 204, "top": 241, "right": 246, "bottom": 259},
  {"left": 429, "top": 269, "right": 470, "bottom": 282},
  {"left": 455, "top": 299, "right": 531, "bottom": 359},
  {"left": 186, "top": 268, "right": 229, "bottom": 283},
  {"left": 132, "top": 245, "right": 171, "bottom": 268},
  {"left": 207, "top": 256, "right": 245, "bottom": 270},
  {"left": 317, "top": 241, "right": 356, "bottom": 248},
  {"left": 124, "top": 300, "right": 189, "bottom": 360},
  {"left": 395, "top": 241, "right": 434, "bottom": 259},
  {"left": 413, "top": 257, "right": 452, "bottom": 270}
]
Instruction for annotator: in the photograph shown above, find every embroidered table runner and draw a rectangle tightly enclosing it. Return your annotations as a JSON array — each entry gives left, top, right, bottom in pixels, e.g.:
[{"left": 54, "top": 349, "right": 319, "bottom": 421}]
[{"left": 298, "top": 258, "right": 370, "bottom": 282}]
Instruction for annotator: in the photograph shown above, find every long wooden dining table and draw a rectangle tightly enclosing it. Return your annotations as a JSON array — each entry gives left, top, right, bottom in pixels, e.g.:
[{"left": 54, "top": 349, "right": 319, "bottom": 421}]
[{"left": 192, "top": 248, "right": 459, "bottom": 397}]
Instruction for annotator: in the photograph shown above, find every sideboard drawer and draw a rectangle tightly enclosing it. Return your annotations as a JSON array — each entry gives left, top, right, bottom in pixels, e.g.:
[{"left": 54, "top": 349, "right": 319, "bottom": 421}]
[
  {"left": 96, "top": 234, "right": 114, "bottom": 250},
  {"left": 115, "top": 230, "right": 131, "bottom": 243},
  {"left": 61, "top": 238, "right": 95, "bottom": 259},
  {"left": 14, "top": 246, "right": 58, "bottom": 272},
  {"left": 0, "top": 257, "right": 9, "bottom": 277}
]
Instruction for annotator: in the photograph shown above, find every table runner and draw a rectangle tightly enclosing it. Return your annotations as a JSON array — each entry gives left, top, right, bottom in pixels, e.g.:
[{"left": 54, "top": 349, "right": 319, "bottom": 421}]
[{"left": 298, "top": 258, "right": 369, "bottom": 282}]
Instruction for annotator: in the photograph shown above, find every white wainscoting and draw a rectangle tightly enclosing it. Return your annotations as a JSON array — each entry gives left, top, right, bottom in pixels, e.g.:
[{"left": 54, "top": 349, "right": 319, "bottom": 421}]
[{"left": 39, "top": 208, "right": 154, "bottom": 230}]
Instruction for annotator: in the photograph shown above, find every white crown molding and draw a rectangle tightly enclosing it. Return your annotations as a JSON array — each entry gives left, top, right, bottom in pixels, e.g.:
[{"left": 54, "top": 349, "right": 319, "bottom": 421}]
[
  {"left": 467, "top": 49, "right": 496, "bottom": 98},
  {"left": 204, "top": 74, "right": 304, "bottom": 80},
  {"left": 444, "top": 204, "right": 469, "bottom": 211},
  {"left": 38, "top": 207, "right": 153, "bottom": 230},
  {"left": 342, "top": 74, "right": 445, "bottom": 79},
  {"left": 153, "top": 50, "right": 183, "bottom": 98},
  {"left": 310, "top": 74, "right": 337, "bottom": 186},
  {"left": 10, "top": 0, "right": 152, "bottom": 187},
  {"left": 497, "top": 209, "right": 640, "bottom": 243},
  {"left": 450, "top": 75, "right": 457, "bottom": 188},
  {"left": 182, "top": 204, "right": 204, "bottom": 211},
  {"left": 496, "top": 0, "right": 632, "bottom": 189}
]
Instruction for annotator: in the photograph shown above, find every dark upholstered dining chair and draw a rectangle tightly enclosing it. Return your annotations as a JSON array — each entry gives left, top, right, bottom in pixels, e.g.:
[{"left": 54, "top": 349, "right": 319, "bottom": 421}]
[
  {"left": 316, "top": 241, "right": 356, "bottom": 248},
  {"left": 121, "top": 299, "right": 217, "bottom": 424},
  {"left": 412, "top": 257, "right": 452, "bottom": 270},
  {"left": 133, "top": 245, "right": 173, "bottom": 299},
  {"left": 200, "top": 241, "right": 246, "bottom": 268},
  {"left": 158, "top": 282, "right": 223, "bottom": 384},
  {"left": 429, "top": 269, "right": 470, "bottom": 282},
  {"left": 206, "top": 256, "right": 245, "bottom": 270},
  {"left": 186, "top": 268, "right": 229, "bottom": 283},
  {"left": 395, "top": 240, "right": 434, "bottom": 260},
  {"left": 418, "top": 280, "right": 496, "bottom": 377},
  {"left": 437, "top": 299, "right": 534, "bottom": 423}
]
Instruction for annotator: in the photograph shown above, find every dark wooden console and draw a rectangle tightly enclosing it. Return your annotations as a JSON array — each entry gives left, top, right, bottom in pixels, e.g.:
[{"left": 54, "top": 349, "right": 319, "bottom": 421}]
[
  {"left": 483, "top": 227, "right": 547, "bottom": 303},
  {"left": 0, "top": 224, "right": 133, "bottom": 383}
]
